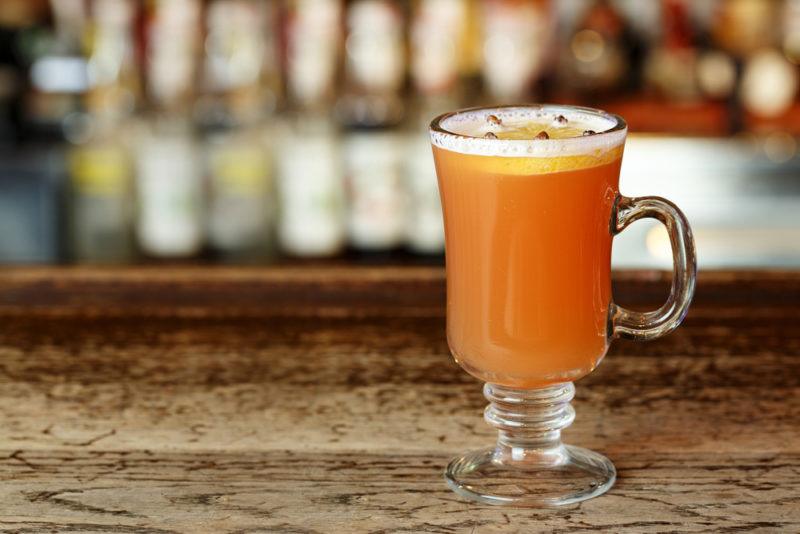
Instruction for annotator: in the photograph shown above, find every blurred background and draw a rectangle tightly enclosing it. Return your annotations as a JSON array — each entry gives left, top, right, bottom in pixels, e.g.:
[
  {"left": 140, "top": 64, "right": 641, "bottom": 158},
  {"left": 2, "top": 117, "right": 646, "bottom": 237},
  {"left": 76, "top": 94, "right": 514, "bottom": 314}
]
[{"left": 0, "top": 0, "right": 798, "bottom": 268}]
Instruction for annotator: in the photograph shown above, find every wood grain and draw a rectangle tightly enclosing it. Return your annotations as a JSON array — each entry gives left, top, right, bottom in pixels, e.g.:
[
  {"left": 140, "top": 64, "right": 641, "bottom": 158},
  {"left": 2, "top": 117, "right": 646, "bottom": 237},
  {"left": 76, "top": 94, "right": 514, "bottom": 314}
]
[{"left": 0, "top": 267, "right": 798, "bottom": 533}]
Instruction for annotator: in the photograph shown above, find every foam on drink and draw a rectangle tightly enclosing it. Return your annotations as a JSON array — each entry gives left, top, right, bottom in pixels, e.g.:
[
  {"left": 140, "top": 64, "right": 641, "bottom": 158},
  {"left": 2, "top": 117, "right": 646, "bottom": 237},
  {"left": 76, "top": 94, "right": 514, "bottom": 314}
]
[{"left": 430, "top": 106, "right": 626, "bottom": 161}]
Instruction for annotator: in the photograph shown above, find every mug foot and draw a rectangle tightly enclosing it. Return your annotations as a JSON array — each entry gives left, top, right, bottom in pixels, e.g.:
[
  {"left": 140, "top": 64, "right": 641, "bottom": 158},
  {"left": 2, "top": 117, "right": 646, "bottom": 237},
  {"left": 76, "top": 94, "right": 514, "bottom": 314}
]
[{"left": 444, "top": 444, "right": 615, "bottom": 507}]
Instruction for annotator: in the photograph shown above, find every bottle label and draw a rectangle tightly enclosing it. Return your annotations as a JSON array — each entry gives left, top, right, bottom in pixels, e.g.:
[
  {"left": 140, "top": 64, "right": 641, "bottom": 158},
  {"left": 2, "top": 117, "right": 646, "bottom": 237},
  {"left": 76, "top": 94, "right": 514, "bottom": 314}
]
[
  {"left": 204, "top": 0, "right": 276, "bottom": 92},
  {"left": 70, "top": 145, "right": 130, "bottom": 196},
  {"left": 207, "top": 135, "right": 273, "bottom": 251},
  {"left": 411, "top": 0, "right": 467, "bottom": 95},
  {"left": 482, "top": 0, "right": 552, "bottom": 99},
  {"left": 277, "top": 126, "right": 346, "bottom": 256},
  {"left": 69, "top": 142, "right": 134, "bottom": 262},
  {"left": 346, "top": 0, "right": 405, "bottom": 93},
  {"left": 287, "top": 0, "right": 343, "bottom": 106},
  {"left": 147, "top": 0, "right": 201, "bottom": 108},
  {"left": 136, "top": 135, "right": 203, "bottom": 256},
  {"left": 344, "top": 131, "right": 406, "bottom": 249}
]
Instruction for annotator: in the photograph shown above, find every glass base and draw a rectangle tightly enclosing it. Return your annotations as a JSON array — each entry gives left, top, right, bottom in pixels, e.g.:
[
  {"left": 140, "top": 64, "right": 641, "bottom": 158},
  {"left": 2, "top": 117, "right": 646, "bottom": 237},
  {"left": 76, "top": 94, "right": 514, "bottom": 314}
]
[
  {"left": 445, "top": 444, "right": 615, "bottom": 507},
  {"left": 444, "top": 382, "right": 615, "bottom": 507}
]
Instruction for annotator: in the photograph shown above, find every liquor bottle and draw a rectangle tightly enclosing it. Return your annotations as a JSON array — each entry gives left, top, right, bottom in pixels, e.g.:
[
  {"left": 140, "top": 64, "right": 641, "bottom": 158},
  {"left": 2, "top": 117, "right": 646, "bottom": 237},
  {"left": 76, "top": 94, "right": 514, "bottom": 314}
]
[
  {"left": 337, "top": 0, "right": 406, "bottom": 127},
  {"left": 276, "top": 116, "right": 346, "bottom": 257},
  {"left": 559, "top": 0, "right": 641, "bottom": 101},
  {"left": 481, "top": 0, "right": 554, "bottom": 102},
  {"left": 136, "top": 0, "right": 204, "bottom": 259},
  {"left": 644, "top": 0, "right": 700, "bottom": 103},
  {"left": 67, "top": 0, "right": 140, "bottom": 264},
  {"left": 200, "top": 0, "right": 279, "bottom": 262},
  {"left": 284, "top": 0, "right": 344, "bottom": 112},
  {"left": 338, "top": 0, "right": 408, "bottom": 254}
]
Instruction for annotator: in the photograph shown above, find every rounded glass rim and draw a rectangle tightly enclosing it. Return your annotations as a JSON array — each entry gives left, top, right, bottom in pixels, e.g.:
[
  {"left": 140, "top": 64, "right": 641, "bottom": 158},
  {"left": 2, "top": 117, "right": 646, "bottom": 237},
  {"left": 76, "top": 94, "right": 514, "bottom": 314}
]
[{"left": 429, "top": 104, "right": 627, "bottom": 157}]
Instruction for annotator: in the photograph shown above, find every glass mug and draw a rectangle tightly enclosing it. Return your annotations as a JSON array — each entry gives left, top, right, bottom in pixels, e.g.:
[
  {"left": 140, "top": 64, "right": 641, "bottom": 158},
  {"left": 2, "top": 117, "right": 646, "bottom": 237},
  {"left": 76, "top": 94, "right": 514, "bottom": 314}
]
[{"left": 430, "top": 105, "right": 696, "bottom": 507}]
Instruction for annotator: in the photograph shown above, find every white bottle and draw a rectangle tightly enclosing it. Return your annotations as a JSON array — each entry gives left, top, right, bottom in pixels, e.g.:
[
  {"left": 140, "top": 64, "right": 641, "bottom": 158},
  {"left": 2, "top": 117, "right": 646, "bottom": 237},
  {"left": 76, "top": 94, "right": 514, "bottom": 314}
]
[
  {"left": 135, "top": 125, "right": 204, "bottom": 257},
  {"left": 277, "top": 119, "right": 346, "bottom": 257},
  {"left": 344, "top": 130, "right": 407, "bottom": 251}
]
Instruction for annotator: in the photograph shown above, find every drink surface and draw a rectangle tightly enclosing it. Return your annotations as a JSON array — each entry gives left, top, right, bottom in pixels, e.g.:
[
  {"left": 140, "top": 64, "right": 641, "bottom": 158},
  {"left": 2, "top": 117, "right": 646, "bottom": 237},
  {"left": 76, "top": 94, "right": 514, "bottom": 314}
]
[{"left": 432, "top": 107, "right": 626, "bottom": 388}]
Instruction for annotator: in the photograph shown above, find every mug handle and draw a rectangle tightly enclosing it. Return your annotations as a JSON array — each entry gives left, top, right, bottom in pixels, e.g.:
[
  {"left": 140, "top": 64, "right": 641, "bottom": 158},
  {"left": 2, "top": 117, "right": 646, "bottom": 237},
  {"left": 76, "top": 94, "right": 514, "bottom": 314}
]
[{"left": 611, "top": 195, "right": 697, "bottom": 340}]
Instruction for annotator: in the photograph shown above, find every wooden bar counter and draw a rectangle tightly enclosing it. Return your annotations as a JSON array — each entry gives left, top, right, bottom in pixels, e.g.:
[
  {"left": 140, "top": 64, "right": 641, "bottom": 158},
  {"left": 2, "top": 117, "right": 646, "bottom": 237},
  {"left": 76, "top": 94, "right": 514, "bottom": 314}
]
[{"left": 0, "top": 267, "right": 798, "bottom": 532}]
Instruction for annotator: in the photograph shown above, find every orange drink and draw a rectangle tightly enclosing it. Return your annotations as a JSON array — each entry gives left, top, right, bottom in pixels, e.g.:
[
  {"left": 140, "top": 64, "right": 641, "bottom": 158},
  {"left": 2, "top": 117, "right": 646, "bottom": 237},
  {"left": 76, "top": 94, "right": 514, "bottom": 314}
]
[{"left": 431, "top": 106, "right": 627, "bottom": 388}]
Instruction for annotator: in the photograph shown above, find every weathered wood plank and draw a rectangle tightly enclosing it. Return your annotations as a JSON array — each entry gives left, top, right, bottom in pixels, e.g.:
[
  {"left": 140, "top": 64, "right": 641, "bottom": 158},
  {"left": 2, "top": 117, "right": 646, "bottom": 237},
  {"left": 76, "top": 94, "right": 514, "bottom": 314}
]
[
  {"left": 0, "top": 314, "right": 798, "bottom": 387},
  {"left": 1, "top": 268, "right": 799, "bottom": 316},
  {"left": 0, "top": 383, "right": 797, "bottom": 456},
  {"left": 2, "top": 451, "right": 798, "bottom": 533}
]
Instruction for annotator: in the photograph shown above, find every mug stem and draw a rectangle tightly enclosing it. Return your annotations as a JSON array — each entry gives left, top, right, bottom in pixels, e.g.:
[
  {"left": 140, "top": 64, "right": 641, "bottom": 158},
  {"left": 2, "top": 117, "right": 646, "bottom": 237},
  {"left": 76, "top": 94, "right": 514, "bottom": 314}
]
[
  {"left": 484, "top": 382, "right": 575, "bottom": 466},
  {"left": 444, "top": 382, "right": 616, "bottom": 507}
]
